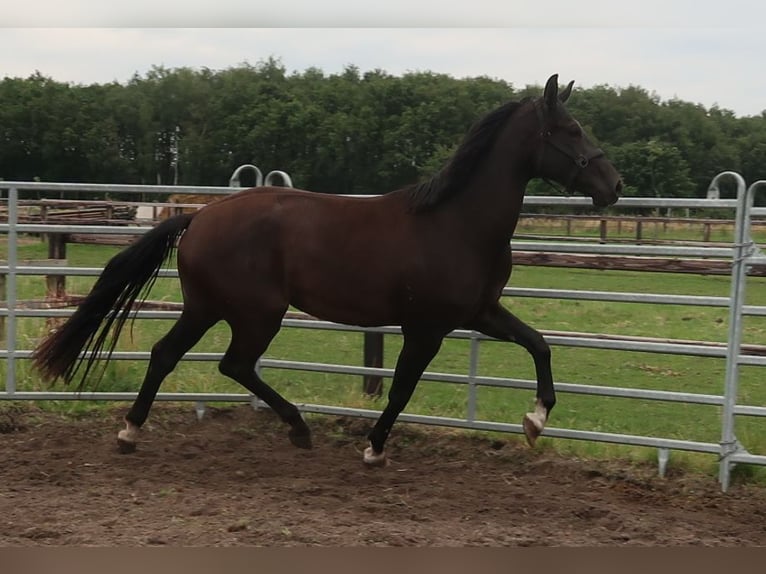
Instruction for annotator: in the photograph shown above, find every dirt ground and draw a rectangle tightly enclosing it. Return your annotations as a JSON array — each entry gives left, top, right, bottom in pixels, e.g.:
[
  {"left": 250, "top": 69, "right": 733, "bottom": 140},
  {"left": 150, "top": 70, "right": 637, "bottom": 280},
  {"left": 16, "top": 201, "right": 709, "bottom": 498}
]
[{"left": 1, "top": 403, "right": 765, "bottom": 547}]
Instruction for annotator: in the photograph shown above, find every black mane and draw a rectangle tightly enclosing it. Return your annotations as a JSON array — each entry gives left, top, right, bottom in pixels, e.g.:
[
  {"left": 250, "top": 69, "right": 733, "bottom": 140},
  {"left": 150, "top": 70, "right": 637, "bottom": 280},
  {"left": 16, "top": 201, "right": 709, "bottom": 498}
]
[{"left": 406, "top": 99, "right": 527, "bottom": 213}]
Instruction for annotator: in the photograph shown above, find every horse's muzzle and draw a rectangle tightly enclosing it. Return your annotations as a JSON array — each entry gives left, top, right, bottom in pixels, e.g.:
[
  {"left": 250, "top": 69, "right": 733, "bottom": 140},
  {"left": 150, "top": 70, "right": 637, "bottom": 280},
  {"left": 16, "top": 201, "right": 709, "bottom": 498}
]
[{"left": 593, "top": 179, "right": 622, "bottom": 207}]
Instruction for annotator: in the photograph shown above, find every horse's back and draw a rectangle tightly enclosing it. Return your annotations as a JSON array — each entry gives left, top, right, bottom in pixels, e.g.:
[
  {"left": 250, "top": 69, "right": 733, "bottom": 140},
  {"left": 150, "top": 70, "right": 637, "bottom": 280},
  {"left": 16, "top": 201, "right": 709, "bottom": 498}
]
[
  {"left": 176, "top": 187, "right": 415, "bottom": 323},
  {"left": 176, "top": 186, "right": 509, "bottom": 328}
]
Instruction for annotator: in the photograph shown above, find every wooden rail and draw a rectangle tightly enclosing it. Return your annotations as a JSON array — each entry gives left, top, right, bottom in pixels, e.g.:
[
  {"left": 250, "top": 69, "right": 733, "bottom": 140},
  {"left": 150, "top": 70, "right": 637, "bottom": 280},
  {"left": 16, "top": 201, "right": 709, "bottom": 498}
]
[
  {"left": 511, "top": 251, "right": 766, "bottom": 277},
  {"left": 518, "top": 213, "right": 766, "bottom": 243}
]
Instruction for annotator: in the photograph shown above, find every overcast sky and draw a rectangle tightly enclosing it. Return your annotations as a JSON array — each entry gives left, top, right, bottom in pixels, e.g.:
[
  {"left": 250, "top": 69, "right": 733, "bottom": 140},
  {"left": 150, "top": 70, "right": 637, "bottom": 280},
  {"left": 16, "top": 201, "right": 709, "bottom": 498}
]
[{"left": 3, "top": 1, "right": 765, "bottom": 117}]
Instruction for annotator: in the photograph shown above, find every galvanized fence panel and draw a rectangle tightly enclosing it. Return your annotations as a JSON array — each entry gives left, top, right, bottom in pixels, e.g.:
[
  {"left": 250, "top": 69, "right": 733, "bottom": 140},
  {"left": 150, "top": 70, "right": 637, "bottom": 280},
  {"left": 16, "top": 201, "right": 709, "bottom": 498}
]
[{"left": 2, "top": 172, "right": 765, "bottom": 491}]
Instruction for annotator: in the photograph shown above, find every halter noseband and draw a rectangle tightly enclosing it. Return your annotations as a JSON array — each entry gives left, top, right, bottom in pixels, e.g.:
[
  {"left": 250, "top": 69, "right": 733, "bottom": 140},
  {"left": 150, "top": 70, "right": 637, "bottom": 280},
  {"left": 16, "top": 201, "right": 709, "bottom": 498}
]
[{"left": 535, "top": 101, "right": 604, "bottom": 194}]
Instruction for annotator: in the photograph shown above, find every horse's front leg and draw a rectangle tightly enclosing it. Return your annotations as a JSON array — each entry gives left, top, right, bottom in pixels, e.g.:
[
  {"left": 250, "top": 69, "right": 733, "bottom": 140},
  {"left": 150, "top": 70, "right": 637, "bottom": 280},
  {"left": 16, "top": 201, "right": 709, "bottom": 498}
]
[{"left": 468, "top": 302, "right": 555, "bottom": 446}]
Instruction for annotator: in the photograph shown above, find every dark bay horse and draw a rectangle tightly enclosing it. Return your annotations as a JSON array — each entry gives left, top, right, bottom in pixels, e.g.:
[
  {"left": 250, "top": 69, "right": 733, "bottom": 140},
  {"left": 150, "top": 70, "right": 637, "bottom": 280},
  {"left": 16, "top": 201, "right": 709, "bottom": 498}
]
[{"left": 32, "top": 75, "right": 622, "bottom": 466}]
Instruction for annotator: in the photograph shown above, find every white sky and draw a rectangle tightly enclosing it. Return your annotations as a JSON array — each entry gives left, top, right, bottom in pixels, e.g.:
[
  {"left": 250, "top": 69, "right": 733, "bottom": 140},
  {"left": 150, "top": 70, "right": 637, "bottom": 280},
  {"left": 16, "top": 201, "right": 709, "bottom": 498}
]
[{"left": 2, "top": 1, "right": 765, "bottom": 117}]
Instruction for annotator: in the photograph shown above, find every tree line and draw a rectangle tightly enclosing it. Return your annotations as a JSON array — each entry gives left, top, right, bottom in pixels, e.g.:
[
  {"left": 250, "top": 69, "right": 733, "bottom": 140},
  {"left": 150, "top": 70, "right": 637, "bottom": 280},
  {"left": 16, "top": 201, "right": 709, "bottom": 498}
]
[{"left": 2, "top": 58, "right": 764, "bottom": 202}]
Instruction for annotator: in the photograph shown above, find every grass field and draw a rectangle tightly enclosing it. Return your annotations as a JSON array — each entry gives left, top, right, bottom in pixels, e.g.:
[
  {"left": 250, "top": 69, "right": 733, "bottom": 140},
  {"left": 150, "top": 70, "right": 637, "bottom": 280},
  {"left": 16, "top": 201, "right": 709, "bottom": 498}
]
[{"left": 2, "top": 226, "right": 766, "bottom": 482}]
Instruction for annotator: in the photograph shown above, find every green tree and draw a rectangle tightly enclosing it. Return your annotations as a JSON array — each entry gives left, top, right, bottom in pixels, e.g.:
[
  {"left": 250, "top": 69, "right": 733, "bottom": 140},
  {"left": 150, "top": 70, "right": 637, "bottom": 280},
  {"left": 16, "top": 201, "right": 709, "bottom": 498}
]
[
  {"left": 2, "top": 65, "right": 765, "bottom": 206},
  {"left": 608, "top": 139, "right": 695, "bottom": 198}
]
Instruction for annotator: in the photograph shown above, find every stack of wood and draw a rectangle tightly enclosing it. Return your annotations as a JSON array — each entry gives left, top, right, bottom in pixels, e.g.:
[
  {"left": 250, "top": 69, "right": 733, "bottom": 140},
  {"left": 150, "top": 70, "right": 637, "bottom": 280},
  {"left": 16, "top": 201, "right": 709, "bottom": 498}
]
[
  {"left": 157, "top": 194, "right": 223, "bottom": 220},
  {"left": 1, "top": 203, "right": 136, "bottom": 225}
]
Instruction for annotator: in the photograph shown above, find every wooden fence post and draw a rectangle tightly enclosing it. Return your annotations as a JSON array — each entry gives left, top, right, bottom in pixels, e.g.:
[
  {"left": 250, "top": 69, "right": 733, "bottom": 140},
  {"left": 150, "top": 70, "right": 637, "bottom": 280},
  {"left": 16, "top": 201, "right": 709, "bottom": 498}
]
[
  {"left": 363, "top": 332, "right": 384, "bottom": 397},
  {"left": 46, "top": 233, "right": 67, "bottom": 298},
  {"left": 44, "top": 233, "right": 69, "bottom": 333}
]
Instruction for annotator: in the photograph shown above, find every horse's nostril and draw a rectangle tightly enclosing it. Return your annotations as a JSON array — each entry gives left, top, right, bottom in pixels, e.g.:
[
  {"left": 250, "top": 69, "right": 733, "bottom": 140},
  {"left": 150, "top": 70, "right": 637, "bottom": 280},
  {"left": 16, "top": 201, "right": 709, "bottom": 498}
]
[{"left": 615, "top": 180, "right": 624, "bottom": 194}]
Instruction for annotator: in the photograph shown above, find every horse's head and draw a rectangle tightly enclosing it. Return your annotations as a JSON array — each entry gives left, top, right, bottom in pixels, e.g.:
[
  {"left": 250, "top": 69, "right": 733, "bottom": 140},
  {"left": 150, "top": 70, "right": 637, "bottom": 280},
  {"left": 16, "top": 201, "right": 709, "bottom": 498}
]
[{"left": 533, "top": 74, "right": 622, "bottom": 207}]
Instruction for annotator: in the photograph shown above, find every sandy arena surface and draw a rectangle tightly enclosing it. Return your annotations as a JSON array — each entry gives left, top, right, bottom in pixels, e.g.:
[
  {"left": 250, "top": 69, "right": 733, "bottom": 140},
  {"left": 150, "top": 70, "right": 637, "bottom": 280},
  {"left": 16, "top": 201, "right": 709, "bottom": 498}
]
[{"left": 1, "top": 404, "right": 765, "bottom": 546}]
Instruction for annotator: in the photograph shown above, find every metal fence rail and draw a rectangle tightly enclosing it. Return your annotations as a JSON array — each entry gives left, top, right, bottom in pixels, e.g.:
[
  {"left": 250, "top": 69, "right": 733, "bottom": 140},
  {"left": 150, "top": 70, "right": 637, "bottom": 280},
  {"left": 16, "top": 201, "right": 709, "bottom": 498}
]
[{"left": 2, "top": 171, "right": 765, "bottom": 491}]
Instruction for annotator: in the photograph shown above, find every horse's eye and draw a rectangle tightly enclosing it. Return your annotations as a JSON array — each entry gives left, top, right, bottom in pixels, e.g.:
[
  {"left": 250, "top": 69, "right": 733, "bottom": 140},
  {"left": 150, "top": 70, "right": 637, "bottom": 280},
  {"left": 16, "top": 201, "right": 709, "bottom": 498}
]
[{"left": 568, "top": 122, "right": 583, "bottom": 137}]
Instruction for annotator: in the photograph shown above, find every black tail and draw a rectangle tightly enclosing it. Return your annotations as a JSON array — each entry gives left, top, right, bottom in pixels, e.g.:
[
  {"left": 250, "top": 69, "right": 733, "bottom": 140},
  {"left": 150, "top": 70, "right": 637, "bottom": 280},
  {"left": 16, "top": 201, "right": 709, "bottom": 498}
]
[{"left": 32, "top": 213, "right": 196, "bottom": 388}]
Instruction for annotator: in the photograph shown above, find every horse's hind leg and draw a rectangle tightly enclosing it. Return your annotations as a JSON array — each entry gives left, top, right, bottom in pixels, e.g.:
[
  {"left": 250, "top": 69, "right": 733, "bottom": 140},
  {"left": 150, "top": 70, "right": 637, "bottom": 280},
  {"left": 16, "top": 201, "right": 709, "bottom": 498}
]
[
  {"left": 365, "top": 327, "right": 445, "bottom": 467},
  {"left": 218, "top": 319, "right": 312, "bottom": 449},
  {"left": 118, "top": 309, "right": 216, "bottom": 453}
]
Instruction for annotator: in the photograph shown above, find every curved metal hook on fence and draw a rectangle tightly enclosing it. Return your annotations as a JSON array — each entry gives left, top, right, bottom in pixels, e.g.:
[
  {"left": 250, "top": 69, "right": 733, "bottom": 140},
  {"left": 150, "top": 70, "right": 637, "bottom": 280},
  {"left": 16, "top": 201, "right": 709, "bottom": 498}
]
[
  {"left": 264, "top": 170, "right": 294, "bottom": 188},
  {"left": 228, "top": 165, "right": 294, "bottom": 189},
  {"left": 228, "top": 164, "right": 264, "bottom": 188}
]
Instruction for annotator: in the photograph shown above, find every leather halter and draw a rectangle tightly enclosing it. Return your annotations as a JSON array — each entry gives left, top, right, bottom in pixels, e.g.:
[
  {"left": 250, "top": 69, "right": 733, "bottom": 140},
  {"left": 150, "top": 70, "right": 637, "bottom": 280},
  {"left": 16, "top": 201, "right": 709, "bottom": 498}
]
[{"left": 535, "top": 101, "right": 604, "bottom": 194}]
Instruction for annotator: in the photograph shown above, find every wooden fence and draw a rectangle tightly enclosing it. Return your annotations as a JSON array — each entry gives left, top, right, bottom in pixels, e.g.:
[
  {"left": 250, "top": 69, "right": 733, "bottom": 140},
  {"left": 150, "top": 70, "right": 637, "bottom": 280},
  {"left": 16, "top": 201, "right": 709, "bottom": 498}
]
[{"left": 517, "top": 213, "right": 766, "bottom": 244}]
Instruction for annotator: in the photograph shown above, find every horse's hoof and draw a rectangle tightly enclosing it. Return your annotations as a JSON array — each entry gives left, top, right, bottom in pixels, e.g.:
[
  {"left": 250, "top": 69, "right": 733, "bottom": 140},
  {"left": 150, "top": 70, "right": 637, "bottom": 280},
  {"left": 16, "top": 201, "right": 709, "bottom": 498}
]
[
  {"left": 288, "top": 428, "right": 313, "bottom": 450},
  {"left": 117, "top": 421, "right": 139, "bottom": 454},
  {"left": 363, "top": 444, "right": 388, "bottom": 467},
  {"left": 522, "top": 413, "right": 543, "bottom": 448},
  {"left": 117, "top": 437, "right": 137, "bottom": 454}
]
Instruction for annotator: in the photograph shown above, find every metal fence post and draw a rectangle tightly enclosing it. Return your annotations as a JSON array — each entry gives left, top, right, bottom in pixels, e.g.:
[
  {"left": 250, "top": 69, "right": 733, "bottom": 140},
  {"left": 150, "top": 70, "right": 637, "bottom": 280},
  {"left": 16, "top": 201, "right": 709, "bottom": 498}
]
[
  {"left": 467, "top": 335, "right": 480, "bottom": 422},
  {"left": 5, "top": 186, "right": 18, "bottom": 394},
  {"left": 708, "top": 172, "right": 747, "bottom": 491},
  {"left": 363, "top": 331, "right": 384, "bottom": 397}
]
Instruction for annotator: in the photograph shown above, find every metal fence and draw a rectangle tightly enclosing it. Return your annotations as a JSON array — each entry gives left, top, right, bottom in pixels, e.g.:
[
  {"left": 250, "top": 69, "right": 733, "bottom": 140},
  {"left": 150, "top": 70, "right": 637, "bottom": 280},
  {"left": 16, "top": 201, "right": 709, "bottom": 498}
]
[{"left": 2, "top": 171, "right": 766, "bottom": 491}]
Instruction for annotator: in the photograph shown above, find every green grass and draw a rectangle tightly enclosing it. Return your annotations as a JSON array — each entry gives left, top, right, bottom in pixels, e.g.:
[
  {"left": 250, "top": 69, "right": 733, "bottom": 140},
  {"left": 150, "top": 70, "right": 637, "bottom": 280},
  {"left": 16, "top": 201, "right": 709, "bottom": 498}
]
[{"left": 2, "top": 235, "right": 766, "bottom": 482}]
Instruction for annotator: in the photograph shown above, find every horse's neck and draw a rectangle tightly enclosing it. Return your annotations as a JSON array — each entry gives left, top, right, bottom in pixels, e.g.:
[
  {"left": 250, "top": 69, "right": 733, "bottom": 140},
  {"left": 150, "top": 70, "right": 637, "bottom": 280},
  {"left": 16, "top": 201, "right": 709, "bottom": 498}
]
[
  {"left": 447, "top": 157, "right": 530, "bottom": 248},
  {"left": 461, "top": 116, "right": 534, "bottom": 245}
]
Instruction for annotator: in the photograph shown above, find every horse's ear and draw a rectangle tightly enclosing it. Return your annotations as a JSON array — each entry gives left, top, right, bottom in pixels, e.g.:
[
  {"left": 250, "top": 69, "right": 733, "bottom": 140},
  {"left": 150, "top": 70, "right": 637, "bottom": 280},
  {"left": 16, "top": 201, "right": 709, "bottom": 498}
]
[
  {"left": 559, "top": 80, "right": 574, "bottom": 104},
  {"left": 543, "top": 74, "right": 559, "bottom": 110}
]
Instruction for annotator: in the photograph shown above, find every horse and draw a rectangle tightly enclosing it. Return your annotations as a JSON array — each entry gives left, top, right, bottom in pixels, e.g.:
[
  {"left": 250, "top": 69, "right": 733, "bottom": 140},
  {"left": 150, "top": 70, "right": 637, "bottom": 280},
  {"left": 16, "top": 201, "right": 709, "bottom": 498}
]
[{"left": 32, "top": 74, "right": 622, "bottom": 466}]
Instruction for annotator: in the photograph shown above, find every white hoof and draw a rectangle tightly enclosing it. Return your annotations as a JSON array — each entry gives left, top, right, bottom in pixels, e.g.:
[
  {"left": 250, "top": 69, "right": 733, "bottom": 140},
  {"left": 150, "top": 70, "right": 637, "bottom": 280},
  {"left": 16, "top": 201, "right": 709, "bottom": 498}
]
[
  {"left": 522, "top": 401, "right": 548, "bottom": 448},
  {"left": 117, "top": 421, "right": 139, "bottom": 453},
  {"left": 363, "top": 443, "right": 388, "bottom": 467}
]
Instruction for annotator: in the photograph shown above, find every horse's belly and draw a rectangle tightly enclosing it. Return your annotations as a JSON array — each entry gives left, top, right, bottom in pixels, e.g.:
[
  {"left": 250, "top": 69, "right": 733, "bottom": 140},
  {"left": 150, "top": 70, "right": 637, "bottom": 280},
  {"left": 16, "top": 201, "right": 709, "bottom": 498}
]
[
  {"left": 289, "top": 271, "right": 482, "bottom": 329},
  {"left": 289, "top": 273, "right": 398, "bottom": 327}
]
